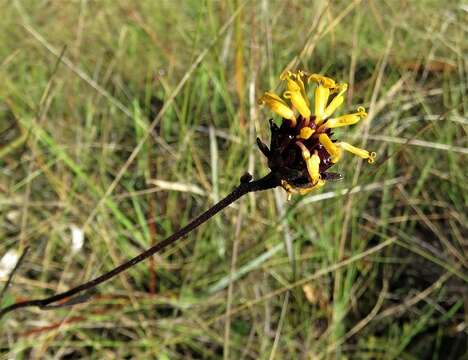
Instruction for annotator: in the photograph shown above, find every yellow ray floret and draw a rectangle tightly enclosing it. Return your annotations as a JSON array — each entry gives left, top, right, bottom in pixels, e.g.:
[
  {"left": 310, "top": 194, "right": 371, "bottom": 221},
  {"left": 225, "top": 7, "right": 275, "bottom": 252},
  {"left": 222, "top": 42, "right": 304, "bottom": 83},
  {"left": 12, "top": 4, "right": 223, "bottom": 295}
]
[
  {"left": 284, "top": 70, "right": 310, "bottom": 108},
  {"left": 259, "top": 92, "right": 296, "bottom": 126},
  {"left": 307, "top": 152, "right": 322, "bottom": 184},
  {"left": 296, "top": 71, "right": 310, "bottom": 106},
  {"left": 322, "top": 83, "right": 348, "bottom": 120},
  {"left": 308, "top": 74, "right": 336, "bottom": 88},
  {"left": 296, "top": 142, "right": 321, "bottom": 183},
  {"left": 281, "top": 179, "right": 325, "bottom": 199},
  {"left": 319, "top": 106, "right": 367, "bottom": 130},
  {"left": 308, "top": 74, "right": 348, "bottom": 125},
  {"left": 318, "top": 133, "right": 342, "bottom": 163},
  {"left": 338, "top": 142, "right": 377, "bottom": 163},
  {"left": 314, "top": 83, "right": 349, "bottom": 126},
  {"left": 281, "top": 72, "right": 311, "bottom": 119},
  {"left": 313, "top": 84, "right": 330, "bottom": 124},
  {"left": 297, "top": 126, "right": 315, "bottom": 140}
]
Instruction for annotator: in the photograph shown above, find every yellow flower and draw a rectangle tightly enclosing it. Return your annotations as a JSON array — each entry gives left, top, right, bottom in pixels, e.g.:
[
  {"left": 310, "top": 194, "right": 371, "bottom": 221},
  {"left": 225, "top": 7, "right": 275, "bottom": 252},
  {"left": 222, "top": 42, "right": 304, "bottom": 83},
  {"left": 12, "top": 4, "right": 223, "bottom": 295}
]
[{"left": 257, "top": 71, "right": 376, "bottom": 197}]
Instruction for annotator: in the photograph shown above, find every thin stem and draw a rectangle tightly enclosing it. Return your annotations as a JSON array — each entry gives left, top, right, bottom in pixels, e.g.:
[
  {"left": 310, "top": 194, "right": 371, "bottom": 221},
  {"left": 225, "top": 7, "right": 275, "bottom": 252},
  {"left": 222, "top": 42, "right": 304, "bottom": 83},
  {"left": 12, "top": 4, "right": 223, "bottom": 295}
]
[{"left": 0, "top": 173, "right": 279, "bottom": 320}]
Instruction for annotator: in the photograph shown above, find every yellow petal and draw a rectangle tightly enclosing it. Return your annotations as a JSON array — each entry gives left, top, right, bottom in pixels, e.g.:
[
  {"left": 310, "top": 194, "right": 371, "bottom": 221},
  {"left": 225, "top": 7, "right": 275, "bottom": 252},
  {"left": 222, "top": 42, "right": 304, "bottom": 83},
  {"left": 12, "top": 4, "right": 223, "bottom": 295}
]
[
  {"left": 281, "top": 71, "right": 312, "bottom": 118},
  {"left": 319, "top": 133, "right": 341, "bottom": 163},
  {"left": 307, "top": 152, "right": 321, "bottom": 183},
  {"left": 296, "top": 142, "right": 321, "bottom": 184},
  {"left": 259, "top": 92, "right": 296, "bottom": 125},
  {"left": 284, "top": 89, "right": 311, "bottom": 119},
  {"left": 323, "top": 83, "right": 348, "bottom": 119},
  {"left": 323, "top": 96, "right": 344, "bottom": 120},
  {"left": 339, "top": 142, "right": 377, "bottom": 163},
  {"left": 321, "top": 106, "right": 367, "bottom": 130},
  {"left": 280, "top": 179, "right": 325, "bottom": 196},
  {"left": 297, "top": 179, "right": 325, "bottom": 194},
  {"left": 308, "top": 74, "right": 336, "bottom": 88},
  {"left": 297, "top": 126, "right": 315, "bottom": 140},
  {"left": 295, "top": 71, "right": 310, "bottom": 107},
  {"left": 285, "top": 77, "right": 301, "bottom": 93},
  {"left": 296, "top": 141, "right": 310, "bottom": 158},
  {"left": 314, "top": 85, "right": 330, "bottom": 125},
  {"left": 330, "top": 82, "right": 347, "bottom": 94},
  {"left": 323, "top": 114, "right": 360, "bottom": 129}
]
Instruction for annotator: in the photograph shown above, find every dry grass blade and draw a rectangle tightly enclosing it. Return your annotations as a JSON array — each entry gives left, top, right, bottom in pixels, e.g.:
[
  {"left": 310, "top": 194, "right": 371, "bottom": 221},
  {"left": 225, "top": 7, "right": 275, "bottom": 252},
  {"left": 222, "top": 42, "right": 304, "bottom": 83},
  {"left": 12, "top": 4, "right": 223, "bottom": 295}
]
[
  {"left": 2, "top": 1, "right": 466, "bottom": 357},
  {"left": 368, "top": 134, "right": 468, "bottom": 154}
]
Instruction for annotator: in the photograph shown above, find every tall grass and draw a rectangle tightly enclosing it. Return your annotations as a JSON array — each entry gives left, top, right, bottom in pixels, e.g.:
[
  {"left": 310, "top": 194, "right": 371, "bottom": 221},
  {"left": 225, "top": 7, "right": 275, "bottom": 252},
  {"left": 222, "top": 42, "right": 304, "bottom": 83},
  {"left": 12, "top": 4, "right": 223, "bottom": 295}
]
[{"left": 1, "top": 0, "right": 466, "bottom": 358}]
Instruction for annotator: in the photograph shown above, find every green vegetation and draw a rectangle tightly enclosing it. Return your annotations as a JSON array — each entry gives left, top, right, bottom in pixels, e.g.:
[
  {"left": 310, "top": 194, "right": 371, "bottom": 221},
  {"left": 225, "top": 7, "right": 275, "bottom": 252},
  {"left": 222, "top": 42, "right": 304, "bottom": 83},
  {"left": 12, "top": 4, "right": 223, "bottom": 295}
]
[{"left": 1, "top": 0, "right": 466, "bottom": 358}]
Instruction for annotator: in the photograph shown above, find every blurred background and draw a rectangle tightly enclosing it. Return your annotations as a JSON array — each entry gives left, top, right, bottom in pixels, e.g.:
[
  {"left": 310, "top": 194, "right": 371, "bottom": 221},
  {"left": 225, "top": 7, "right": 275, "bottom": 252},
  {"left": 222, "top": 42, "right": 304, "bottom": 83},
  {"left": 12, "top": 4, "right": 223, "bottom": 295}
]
[{"left": 1, "top": 0, "right": 466, "bottom": 358}]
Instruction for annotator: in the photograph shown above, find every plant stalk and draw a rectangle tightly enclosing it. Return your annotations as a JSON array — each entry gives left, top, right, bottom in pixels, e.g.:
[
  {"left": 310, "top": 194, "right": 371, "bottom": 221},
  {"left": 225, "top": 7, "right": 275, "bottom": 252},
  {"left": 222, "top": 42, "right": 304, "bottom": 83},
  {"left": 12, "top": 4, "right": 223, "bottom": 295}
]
[{"left": 0, "top": 172, "right": 279, "bottom": 320}]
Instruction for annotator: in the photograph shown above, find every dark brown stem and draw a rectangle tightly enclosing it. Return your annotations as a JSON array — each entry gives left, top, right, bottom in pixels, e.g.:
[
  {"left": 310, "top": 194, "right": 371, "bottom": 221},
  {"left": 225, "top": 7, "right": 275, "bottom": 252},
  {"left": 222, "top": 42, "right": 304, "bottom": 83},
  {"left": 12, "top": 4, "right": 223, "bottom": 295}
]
[{"left": 0, "top": 173, "right": 279, "bottom": 320}]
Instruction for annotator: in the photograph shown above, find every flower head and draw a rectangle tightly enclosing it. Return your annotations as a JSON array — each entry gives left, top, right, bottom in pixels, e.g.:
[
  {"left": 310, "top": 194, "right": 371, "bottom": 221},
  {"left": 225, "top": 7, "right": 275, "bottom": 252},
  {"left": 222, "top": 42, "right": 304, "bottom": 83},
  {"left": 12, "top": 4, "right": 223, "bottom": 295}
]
[{"left": 258, "top": 71, "right": 376, "bottom": 198}]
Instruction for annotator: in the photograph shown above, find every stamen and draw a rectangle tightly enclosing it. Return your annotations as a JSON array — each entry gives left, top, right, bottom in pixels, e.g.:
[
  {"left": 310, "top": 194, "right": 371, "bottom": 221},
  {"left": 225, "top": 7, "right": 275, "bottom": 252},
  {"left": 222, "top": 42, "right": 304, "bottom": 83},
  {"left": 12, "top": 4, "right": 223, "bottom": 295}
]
[
  {"left": 297, "top": 126, "right": 315, "bottom": 140},
  {"left": 318, "top": 134, "right": 341, "bottom": 163},
  {"left": 259, "top": 92, "right": 296, "bottom": 126},
  {"left": 339, "top": 142, "right": 377, "bottom": 163}
]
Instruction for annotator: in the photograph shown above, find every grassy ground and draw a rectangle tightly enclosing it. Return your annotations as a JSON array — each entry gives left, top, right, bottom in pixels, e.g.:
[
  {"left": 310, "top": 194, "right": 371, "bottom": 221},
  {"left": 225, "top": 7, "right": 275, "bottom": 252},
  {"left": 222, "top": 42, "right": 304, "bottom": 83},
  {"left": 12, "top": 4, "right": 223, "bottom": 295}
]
[{"left": 1, "top": 0, "right": 467, "bottom": 358}]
